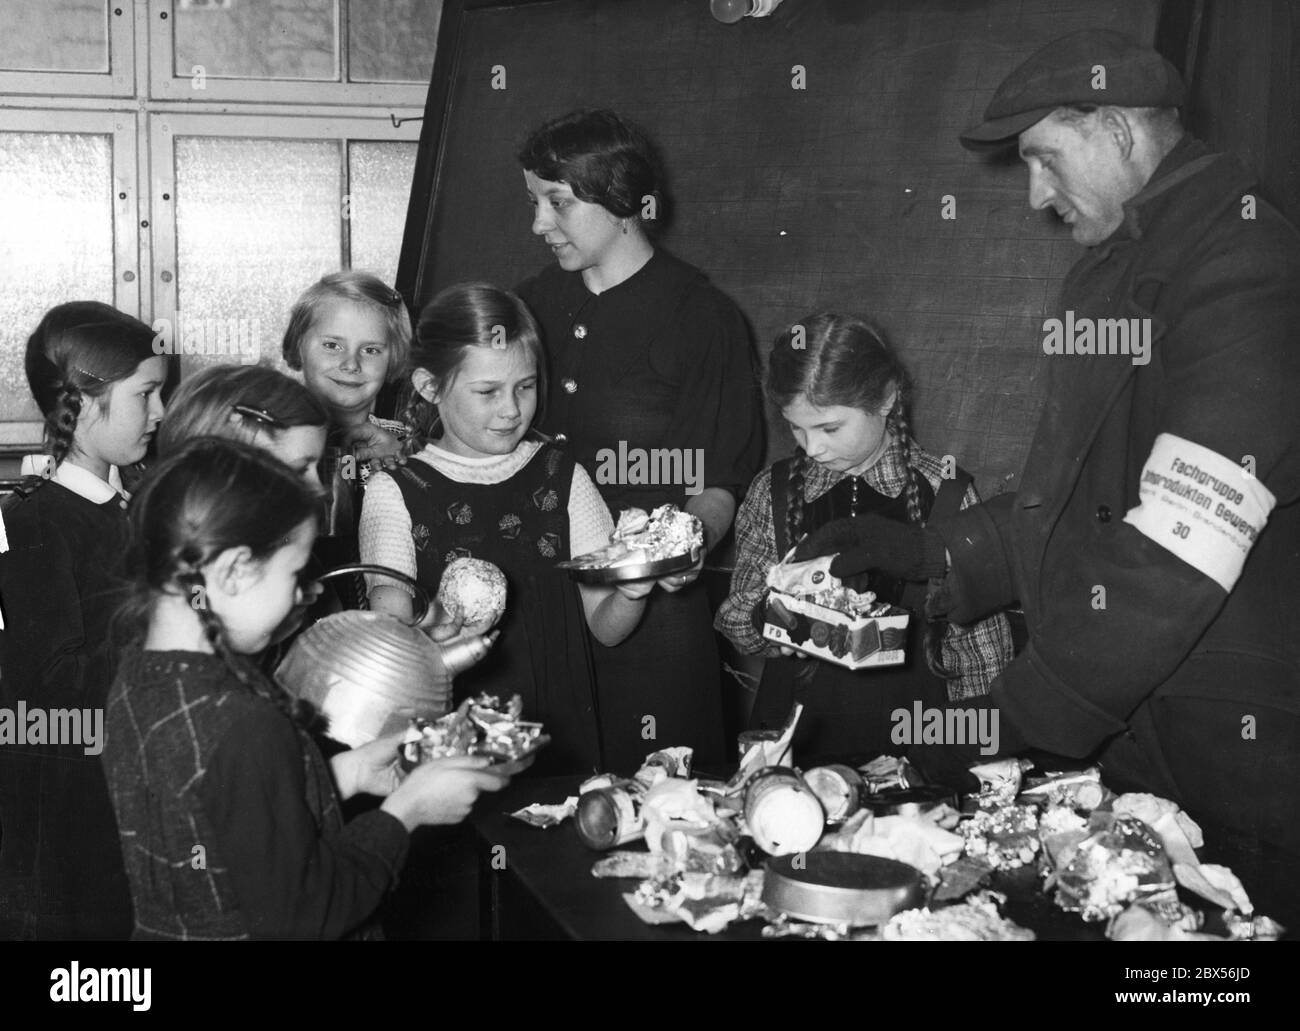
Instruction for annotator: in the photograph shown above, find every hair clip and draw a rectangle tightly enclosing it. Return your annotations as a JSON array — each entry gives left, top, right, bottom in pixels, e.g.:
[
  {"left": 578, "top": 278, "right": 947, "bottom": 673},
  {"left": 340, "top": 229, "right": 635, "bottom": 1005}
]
[
  {"left": 232, "top": 404, "right": 286, "bottom": 429},
  {"left": 72, "top": 364, "right": 107, "bottom": 382}
]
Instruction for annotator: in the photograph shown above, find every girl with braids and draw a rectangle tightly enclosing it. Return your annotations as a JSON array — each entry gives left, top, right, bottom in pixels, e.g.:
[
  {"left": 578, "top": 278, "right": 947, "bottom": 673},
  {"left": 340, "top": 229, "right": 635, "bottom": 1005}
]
[
  {"left": 0, "top": 301, "right": 164, "bottom": 939},
  {"left": 360, "top": 282, "right": 652, "bottom": 775},
  {"left": 102, "top": 437, "right": 508, "bottom": 940},
  {"left": 155, "top": 363, "right": 336, "bottom": 661},
  {"left": 716, "top": 314, "right": 1013, "bottom": 762}
]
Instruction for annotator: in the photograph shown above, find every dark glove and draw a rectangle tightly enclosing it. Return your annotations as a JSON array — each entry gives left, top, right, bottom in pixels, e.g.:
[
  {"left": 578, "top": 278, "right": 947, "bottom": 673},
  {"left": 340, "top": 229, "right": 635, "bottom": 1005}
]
[
  {"left": 792, "top": 513, "right": 948, "bottom": 580},
  {"left": 905, "top": 695, "right": 1032, "bottom": 792}
]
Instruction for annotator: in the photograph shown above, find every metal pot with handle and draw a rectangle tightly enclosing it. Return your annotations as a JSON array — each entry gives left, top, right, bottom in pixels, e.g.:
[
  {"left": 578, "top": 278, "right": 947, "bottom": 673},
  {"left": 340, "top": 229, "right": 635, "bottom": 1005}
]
[{"left": 276, "top": 564, "right": 492, "bottom": 747}]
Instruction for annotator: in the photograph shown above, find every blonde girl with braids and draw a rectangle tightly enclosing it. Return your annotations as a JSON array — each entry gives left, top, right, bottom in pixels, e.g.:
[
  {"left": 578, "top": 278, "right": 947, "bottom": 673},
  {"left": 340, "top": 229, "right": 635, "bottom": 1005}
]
[
  {"left": 103, "top": 437, "right": 509, "bottom": 939},
  {"left": 716, "top": 314, "right": 1013, "bottom": 762},
  {"left": 0, "top": 301, "right": 165, "bottom": 939}
]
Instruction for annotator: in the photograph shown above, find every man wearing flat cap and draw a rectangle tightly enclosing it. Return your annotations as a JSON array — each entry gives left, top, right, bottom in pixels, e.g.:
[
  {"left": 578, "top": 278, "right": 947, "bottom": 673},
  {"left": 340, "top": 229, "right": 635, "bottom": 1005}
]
[{"left": 799, "top": 29, "right": 1300, "bottom": 920}]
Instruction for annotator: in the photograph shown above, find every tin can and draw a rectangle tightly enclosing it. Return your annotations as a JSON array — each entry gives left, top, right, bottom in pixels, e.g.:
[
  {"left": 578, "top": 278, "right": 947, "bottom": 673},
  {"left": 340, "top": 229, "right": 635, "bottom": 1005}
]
[
  {"left": 743, "top": 767, "right": 824, "bottom": 856},
  {"left": 575, "top": 781, "right": 645, "bottom": 851},
  {"left": 803, "top": 764, "right": 865, "bottom": 824},
  {"left": 737, "top": 729, "right": 792, "bottom": 767}
]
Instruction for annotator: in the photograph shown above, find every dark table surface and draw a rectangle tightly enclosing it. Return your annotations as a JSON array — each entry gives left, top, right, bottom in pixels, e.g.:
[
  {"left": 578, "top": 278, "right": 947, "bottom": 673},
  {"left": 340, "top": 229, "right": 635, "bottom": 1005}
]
[
  {"left": 471, "top": 775, "right": 769, "bottom": 940},
  {"left": 469, "top": 774, "right": 1112, "bottom": 941}
]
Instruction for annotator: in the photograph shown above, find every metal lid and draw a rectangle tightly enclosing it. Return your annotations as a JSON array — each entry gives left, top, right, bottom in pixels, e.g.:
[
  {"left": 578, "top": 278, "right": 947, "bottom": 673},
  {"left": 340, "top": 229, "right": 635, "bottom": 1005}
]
[{"left": 763, "top": 852, "right": 925, "bottom": 925}]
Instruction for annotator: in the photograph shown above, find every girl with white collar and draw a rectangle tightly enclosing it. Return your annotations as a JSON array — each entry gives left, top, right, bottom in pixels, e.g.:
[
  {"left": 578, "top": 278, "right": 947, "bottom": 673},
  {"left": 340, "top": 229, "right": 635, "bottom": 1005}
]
[{"left": 0, "top": 301, "right": 166, "bottom": 939}]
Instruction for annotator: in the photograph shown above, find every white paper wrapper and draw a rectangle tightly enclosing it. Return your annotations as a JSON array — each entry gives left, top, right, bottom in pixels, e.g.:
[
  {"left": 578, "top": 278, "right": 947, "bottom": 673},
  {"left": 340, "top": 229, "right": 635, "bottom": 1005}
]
[{"left": 509, "top": 797, "right": 578, "bottom": 829}]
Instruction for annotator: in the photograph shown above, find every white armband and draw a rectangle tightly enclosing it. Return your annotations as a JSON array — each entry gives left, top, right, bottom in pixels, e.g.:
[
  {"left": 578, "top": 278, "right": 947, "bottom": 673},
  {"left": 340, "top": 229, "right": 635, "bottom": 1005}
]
[{"left": 1123, "top": 433, "right": 1275, "bottom": 591}]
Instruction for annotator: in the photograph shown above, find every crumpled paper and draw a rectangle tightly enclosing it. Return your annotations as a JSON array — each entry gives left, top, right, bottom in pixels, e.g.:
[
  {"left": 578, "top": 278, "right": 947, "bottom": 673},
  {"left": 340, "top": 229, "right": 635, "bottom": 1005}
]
[
  {"left": 1107, "top": 900, "right": 1216, "bottom": 941},
  {"left": 508, "top": 797, "right": 578, "bottom": 828},
  {"left": 622, "top": 869, "right": 767, "bottom": 933},
  {"left": 1055, "top": 815, "right": 1174, "bottom": 921},
  {"left": 858, "top": 754, "right": 922, "bottom": 794},
  {"left": 821, "top": 806, "right": 964, "bottom": 880},
  {"left": 1111, "top": 793, "right": 1255, "bottom": 915},
  {"left": 969, "top": 758, "right": 1034, "bottom": 807}
]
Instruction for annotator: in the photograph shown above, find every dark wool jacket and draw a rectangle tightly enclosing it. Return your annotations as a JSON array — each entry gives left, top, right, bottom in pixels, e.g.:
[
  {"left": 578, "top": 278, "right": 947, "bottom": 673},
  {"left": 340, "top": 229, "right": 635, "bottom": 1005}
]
[
  {"left": 103, "top": 650, "right": 408, "bottom": 940},
  {"left": 931, "top": 137, "right": 1300, "bottom": 851}
]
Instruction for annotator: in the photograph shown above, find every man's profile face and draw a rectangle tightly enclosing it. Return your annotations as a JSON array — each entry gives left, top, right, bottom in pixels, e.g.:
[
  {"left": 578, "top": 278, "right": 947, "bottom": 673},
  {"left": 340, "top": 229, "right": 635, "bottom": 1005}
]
[{"left": 1018, "top": 111, "right": 1135, "bottom": 246}]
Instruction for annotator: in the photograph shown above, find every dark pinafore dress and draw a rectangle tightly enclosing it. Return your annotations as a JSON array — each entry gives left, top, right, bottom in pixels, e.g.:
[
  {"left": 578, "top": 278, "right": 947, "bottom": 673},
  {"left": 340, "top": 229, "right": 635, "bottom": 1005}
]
[
  {"left": 749, "top": 458, "right": 969, "bottom": 765},
  {"left": 390, "top": 441, "right": 602, "bottom": 776}
]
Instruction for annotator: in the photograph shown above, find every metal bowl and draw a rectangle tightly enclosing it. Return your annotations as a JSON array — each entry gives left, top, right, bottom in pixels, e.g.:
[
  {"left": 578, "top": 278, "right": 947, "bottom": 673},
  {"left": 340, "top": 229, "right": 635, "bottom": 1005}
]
[
  {"left": 276, "top": 609, "right": 452, "bottom": 747},
  {"left": 763, "top": 852, "right": 925, "bottom": 926}
]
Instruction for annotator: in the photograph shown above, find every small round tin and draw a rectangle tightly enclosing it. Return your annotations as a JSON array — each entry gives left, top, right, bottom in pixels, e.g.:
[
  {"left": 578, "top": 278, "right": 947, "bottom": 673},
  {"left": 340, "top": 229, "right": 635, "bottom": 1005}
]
[{"left": 803, "top": 764, "right": 865, "bottom": 824}]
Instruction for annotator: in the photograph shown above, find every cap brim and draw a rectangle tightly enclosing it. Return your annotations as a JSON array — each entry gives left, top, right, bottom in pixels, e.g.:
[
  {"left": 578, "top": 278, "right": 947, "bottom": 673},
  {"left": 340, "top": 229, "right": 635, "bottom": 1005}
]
[{"left": 959, "top": 106, "right": 1057, "bottom": 151}]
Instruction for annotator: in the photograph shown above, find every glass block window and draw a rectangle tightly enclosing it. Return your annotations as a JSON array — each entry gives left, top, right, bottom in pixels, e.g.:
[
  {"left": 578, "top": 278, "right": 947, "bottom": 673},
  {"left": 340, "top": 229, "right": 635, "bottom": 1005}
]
[
  {"left": 0, "top": 131, "right": 115, "bottom": 423},
  {"left": 348, "top": 141, "right": 419, "bottom": 282},
  {"left": 0, "top": 0, "right": 109, "bottom": 74},
  {"left": 349, "top": 0, "right": 441, "bottom": 83},
  {"left": 173, "top": 136, "right": 342, "bottom": 372},
  {"left": 174, "top": 0, "right": 339, "bottom": 81}
]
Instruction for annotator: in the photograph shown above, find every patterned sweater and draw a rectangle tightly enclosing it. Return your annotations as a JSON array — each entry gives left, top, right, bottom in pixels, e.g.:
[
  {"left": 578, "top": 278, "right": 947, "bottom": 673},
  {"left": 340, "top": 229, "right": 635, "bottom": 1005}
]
[{"left": 102, "top": 650, "right": 408, "bottom": 940}]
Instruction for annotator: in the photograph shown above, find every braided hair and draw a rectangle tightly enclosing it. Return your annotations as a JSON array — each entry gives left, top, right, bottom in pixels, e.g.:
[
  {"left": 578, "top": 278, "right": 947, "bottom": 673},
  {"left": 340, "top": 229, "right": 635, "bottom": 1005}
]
[
  {"left": 765, "top": 313, "right": 954, "bottom": 680},
  {"left": 25, "top": 301, "right": 159, "bottom": 467},
  {"left": 114, "top": 437, "right": 324, "bottom": 727}
]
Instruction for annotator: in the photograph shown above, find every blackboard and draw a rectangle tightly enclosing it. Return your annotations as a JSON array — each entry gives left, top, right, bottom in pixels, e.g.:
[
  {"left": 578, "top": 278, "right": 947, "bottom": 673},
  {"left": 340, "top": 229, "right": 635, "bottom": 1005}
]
[{"left": 397, "top": 0, "right": 1164, "bottom": 498}]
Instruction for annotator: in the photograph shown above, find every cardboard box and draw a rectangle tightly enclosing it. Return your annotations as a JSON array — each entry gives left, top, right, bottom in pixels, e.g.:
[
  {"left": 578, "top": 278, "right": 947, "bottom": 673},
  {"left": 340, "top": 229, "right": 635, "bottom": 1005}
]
[{"left": 762, "top": 590, "right": 910, "bottom": 670}]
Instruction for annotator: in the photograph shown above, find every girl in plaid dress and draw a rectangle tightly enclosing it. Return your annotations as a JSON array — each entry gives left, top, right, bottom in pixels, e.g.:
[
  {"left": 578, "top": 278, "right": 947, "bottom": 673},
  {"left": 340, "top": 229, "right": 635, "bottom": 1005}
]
[{"left": 716, "top": 314, "right": 1013, "bottom": 762}]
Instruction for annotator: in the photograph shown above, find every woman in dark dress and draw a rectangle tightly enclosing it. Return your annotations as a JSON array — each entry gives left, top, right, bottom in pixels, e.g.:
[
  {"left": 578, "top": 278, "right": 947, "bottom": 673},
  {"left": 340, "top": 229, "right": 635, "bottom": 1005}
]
[{"left": 516, "top": 109, "right": 763, "bottom": 770}]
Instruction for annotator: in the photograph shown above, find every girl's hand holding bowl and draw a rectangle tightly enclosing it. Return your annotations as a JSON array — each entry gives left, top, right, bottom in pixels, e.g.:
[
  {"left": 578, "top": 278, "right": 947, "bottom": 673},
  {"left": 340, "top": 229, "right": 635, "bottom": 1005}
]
[{"left": 655, "top": 550, "right": 704, "bottom": 593}]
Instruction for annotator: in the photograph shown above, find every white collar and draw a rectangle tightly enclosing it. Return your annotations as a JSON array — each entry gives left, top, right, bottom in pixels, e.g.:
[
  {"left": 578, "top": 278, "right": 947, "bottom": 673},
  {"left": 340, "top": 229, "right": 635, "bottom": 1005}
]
[
  {"left": 422, "top": 439, "right": 539, "bottom": 468},
  {"left": 22, "top": 456, "right": 126, "bottom": 504}
]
